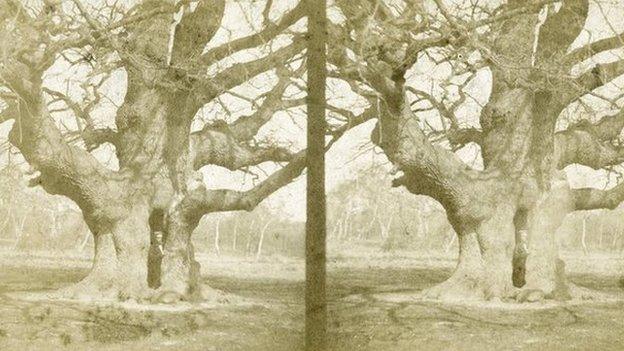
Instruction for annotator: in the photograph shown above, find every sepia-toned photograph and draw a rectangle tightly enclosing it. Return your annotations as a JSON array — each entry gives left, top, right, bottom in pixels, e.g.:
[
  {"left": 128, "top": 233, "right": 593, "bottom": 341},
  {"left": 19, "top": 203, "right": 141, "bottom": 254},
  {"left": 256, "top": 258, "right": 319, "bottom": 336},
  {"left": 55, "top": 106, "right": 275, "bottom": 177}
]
[{"left": 0, "top": 0, "right": 623, "bottom": 350}]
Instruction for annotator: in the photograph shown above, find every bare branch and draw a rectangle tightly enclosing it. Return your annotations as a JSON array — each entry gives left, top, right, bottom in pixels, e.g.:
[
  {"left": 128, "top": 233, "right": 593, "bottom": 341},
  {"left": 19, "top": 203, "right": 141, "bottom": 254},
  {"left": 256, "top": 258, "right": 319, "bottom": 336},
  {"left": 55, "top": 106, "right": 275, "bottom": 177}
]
[
  {"left": 199, "top": 1, "right": 306, "bottom": 65},
  {"left": 176, "top": 149, "right": 306, "bottom": 220},
  {"left": 564, "top": 32, "right": 624, "bottom": 66},
  {"left": 228, "top": 66, "right": 305, "bottom": 140},
  {"left": 189, "top": 126, "right": 295, "bottom": 171},
  {"left": 194, "top": 39, "right": 305, "bottom": 104},
  {"left": 328, "top": 105, "right": 378, "bottom": 137},
  {"left": 43, "top": 88, "right": 93, "bottom": 123},
  {"left": 565, "top": 58, "right": 624, "bottom": 104}
]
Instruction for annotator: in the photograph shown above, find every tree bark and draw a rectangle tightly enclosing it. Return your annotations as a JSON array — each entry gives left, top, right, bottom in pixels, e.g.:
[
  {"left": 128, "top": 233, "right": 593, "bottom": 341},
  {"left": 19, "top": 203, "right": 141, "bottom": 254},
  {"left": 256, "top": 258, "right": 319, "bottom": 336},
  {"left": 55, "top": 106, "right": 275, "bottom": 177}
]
[
  {"left": 422, "top": 232, "right": 484, "bottom": 300},
  {"left": 157, "top": 201, "right": 203, "bottom": 302},
  {"left": 422, "top": 203, "right": 516, "bottom": 301},
  {"left": 523, "top": 177, "right": 574, "bottom": 300},
  {"left": 111, "top": 204, "right": 153, "bottom": 300},
  {"left": 58, "top": 232, "right": 117, "bottom": 300},
  {"left": 57, "top": 203, "right": 151, "bottom": 301}
]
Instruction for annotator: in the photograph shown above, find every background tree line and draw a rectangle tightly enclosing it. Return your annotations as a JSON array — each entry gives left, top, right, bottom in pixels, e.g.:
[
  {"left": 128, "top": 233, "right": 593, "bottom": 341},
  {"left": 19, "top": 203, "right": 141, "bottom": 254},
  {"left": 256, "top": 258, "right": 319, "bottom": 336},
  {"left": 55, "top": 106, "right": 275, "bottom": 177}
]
[{"left": 3, "top": 164, "right": 623, "bottom": 256}]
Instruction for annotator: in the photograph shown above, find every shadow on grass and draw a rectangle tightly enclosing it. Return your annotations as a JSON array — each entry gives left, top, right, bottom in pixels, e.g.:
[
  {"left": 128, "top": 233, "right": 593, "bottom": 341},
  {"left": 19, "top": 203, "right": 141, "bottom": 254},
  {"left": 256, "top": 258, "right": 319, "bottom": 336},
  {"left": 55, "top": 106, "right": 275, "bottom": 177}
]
[{"left": 1, "top": 256, "right": 622, "bottom": 351}]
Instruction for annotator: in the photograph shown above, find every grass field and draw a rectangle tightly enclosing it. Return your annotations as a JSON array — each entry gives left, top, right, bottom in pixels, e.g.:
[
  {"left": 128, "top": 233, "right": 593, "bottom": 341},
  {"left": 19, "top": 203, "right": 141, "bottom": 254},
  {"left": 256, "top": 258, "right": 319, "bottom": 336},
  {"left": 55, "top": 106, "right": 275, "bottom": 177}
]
[{"left": 0, "top": 247, "right": 622, "bottom": 350}]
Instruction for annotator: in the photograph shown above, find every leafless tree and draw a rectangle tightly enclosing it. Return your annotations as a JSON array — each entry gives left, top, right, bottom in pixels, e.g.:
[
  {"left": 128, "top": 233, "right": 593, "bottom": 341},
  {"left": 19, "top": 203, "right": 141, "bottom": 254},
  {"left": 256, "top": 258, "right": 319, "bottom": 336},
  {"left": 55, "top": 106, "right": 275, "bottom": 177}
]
[
  {"left": 326, "top": 0, "right": 624, "bottom": 302},
  {"left": 0, "top": 0, "right": 353, "bottom": 302}
]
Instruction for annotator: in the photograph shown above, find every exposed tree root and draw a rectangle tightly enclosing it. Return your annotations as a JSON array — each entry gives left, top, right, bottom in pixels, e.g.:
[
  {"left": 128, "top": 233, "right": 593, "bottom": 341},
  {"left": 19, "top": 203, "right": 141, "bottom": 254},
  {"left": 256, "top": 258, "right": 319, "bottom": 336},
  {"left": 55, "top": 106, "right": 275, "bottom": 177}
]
[
  {"left": 117, "top": 282, "right": 154, "bottom": 303},
  {"left": 151, "top": 284, "right": 233, "bottom": 305},
  {"left": 567, "top": 283, "right": 613, "bottom": 301},
  {"left": 512, "top": 282, "right": 617, "bottom": 303},
  {"left": 420, "top": 270, "right": 518, "bottom": 302},
  {"left": 52, "top": 274, "right": 118, "bottom": 302},
  {"left": 420, "top": 274, "right": 484, "bottom": 301}
]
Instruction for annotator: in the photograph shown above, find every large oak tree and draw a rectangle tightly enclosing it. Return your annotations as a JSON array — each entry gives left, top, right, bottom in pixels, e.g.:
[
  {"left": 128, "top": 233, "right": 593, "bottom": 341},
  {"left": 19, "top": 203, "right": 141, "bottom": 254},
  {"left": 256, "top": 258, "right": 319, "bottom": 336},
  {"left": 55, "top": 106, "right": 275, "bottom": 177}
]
[
  {"left": 327, "top": 0, "right": 624, "bottom": 301},
  {"left": 0, "top": 0, "right": 356, "bottom": 302}
]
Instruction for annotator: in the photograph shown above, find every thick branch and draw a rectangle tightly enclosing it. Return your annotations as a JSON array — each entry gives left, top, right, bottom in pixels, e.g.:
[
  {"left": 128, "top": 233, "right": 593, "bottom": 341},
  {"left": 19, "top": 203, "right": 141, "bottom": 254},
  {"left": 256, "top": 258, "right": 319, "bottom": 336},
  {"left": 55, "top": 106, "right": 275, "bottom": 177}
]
[
  {"left": 207, "top": 150, "right": 306, "bottom": 212},
  {"left": 6, "top": 95, "right": 125, "bottom": 220},
  {"left": 180, "top": 129, "right": 351, "bottom": 221},
  {"left": 118, "top": 0, "right": 174, "bottom": 68},
  {"left": 555, "top": 111, "right": 624, "bottom": 169},
  {"left": 576, "top": 111, "right": 624, "bottom": 141},
  {"left": 445, "top": 128, "right": 483, "bottom": 148},
  {"left": 0, "top": 4, "right": 128, "bottom": 221},
  {"left": 81, "top": 127, "right": 119, "bottom": 151},
  {"left": 535, "top": 0, "right": 588, "bottom": 65},
  {"left": 567, "top": 59, "right": 624, "bottom": 103},
  {"left": 564, "top": 32, "right": 624, "bottom": 66},
  {"left": 190, "top": 126, "right": 294, "bottom": 170},
  {"left": 230, "top": 97, "right": 304, "bottom": 141},
  {"left": 170, "top": 0, "right": 225, "bottom": 66},
  {"left": 177, "top": 150, "right": 306, "bottom": 222},
  {"left": 573, "top": 182, "right": 624, "bottom": 210},
  {"left": 374, "top": 97, "right": 487, "bottom": 220},
  {"left": 555, "top": 130, "right": 624, "bottom": 169}
]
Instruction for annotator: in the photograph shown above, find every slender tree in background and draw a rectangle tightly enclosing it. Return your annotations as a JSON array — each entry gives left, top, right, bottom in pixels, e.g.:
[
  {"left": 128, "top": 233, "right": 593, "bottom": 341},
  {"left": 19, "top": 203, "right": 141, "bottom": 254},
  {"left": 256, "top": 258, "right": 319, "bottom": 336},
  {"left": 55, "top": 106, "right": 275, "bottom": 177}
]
[{"left": 305, "top": 0, "right": 327, "bottom": 348}]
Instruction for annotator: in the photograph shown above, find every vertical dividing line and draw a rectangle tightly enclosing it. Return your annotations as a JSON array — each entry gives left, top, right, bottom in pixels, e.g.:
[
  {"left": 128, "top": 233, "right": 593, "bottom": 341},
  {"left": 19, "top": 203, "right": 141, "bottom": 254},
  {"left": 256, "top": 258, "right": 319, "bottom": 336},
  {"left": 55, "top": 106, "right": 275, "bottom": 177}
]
[{"left": 305, "top": 0, "right": 327, "bottom": 350}]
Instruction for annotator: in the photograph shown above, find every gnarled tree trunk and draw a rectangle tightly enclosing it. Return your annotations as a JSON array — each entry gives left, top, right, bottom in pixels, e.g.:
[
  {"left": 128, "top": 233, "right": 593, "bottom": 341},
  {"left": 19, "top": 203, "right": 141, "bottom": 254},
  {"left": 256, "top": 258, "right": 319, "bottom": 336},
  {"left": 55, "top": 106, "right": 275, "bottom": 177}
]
[
  {"left": 60, "top": 232, "right": 117, "bottom": 300},
  {"left": 158, "top": 197, "right": 203, "bottom": 302},
  {"left": 58, "top": 201, "right": 153, "bottom": 301},
  {"left": 422, "top": 202, "right": 517, "bottom": 301},
  {"left": 0, "top": 0, "right": 312, "bottom": 303}
]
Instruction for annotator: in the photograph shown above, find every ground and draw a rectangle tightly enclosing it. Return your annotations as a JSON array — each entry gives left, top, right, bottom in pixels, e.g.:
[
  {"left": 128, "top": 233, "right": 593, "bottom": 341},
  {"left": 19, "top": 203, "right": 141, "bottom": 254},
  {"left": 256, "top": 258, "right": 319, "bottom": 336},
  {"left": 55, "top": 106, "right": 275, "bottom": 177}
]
[{"left": 0, "top": 245, "right": 622, "bottom": 350}]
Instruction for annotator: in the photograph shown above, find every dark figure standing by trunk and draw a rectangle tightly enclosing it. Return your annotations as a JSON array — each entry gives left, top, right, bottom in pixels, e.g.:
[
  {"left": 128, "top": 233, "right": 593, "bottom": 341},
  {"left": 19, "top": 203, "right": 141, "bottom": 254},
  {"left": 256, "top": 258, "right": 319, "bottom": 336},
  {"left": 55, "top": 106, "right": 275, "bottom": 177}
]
[
  {"left": 148, "top": 210, "right": 165, "bottom": 289},
  {"left": 513, "top": 209, "right": 529, "bottom": 288}
]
